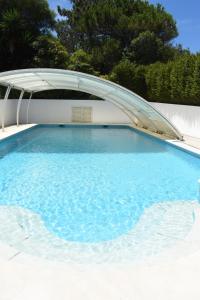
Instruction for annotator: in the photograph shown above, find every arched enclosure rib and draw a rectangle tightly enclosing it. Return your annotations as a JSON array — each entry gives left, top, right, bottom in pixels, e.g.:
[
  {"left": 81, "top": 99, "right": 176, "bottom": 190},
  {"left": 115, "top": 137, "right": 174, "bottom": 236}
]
[{"left": 0, "top": 68, "right": 182, "bottom": 139}]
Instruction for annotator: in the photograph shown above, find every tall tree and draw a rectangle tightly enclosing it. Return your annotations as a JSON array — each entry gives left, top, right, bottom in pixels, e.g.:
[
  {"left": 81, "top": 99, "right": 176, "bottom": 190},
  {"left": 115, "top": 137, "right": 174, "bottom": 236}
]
[
  {"left": 0, "top": 0, "right": 55, "bottom": 71},
  {"left": 109, "top": 59, "right": 147, "bottom": 97},
  {"left": 68, "top": 49, "right": 97, "bottom": 75},
  {"left": 57, "top": 0, "right": 178, "bottom": 73},
  {"left": 32, "top": 35, "right": 69, "bottom": 69}
]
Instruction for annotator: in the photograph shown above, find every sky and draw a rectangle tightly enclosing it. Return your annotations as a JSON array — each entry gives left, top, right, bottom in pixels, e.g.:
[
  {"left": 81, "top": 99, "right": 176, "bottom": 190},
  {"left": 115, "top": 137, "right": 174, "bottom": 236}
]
[{"left": 49, "top": 0, "right": 200, "bottom": 53}]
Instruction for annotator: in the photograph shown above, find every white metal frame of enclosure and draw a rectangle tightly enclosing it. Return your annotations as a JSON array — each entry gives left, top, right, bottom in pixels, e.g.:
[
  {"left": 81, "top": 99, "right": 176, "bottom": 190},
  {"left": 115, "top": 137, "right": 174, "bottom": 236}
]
[{"left": 0, "top": 68, "right": 183, "bottom": 139}]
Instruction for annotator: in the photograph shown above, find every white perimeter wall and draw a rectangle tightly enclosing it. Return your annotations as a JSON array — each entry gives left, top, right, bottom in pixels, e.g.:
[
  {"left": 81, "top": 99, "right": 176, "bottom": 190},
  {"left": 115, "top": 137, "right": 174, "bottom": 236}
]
[
  {"left": 19, "top": 99, "right": 130, "bottom": 124},
  {"left": 0, "top": 100, "right": 18, "bottom": 127},
  {"left": 152, "top": 103, "right": 200, "bottom": 138},
  {"left": 1, "top": 99, "right": 200, "bottom": 138}
]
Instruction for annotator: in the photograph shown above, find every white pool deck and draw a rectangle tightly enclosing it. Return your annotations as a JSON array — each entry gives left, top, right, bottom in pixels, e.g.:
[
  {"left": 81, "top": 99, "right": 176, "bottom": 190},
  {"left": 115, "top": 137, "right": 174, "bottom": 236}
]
[{"left": 1, "top": 124, "right": 200, "bottom": 300}]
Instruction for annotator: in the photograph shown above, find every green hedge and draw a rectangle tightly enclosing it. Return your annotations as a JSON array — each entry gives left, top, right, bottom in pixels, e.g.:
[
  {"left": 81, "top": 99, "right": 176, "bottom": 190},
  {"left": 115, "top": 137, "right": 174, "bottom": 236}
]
[{"left": 145, "top": 54, "right": 200, "bottom": 106}]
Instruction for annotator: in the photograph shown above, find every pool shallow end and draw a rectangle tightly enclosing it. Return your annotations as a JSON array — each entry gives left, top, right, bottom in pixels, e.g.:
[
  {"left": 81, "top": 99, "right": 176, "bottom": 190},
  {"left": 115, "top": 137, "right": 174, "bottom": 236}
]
[{"left": 0, "top": 200, "right": 199, "bottom": 265}]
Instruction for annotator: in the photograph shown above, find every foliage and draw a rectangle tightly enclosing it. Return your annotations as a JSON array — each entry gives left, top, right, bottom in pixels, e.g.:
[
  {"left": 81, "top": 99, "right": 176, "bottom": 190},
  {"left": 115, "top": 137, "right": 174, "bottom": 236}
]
[
  {"left": 0, "top": 0, "right": 55, "bottom": 70},
  {"left": 0, "top": 0, "right": 199, "bottom": 105},
  {"left": 127, "top": 31, "right": 181, "bottom": 65},
  {"left": 91, "top": 39, "right": 122, "bottom": 74},
  {"left": 109, "top": 59, "right": 147, "bottom": 98},
  {"left": 57, "top": 0, "right": 178, "bottom": 64},
  {"left": 68, "top": 49, "right": 97, "bottom": 75},
  {"left": 145, "top": 54, "right": 200, "bottom": 105},
  {"left": 191, "top": 54, "right": 200, "bottom": 102},
  {"left": 32, "top": 35, "right": 69, "bottom": 68}
]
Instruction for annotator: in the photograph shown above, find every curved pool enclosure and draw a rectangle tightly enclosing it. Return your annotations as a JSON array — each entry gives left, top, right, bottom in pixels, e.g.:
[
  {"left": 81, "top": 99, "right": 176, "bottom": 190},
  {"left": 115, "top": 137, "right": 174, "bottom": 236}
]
[{"left": 0, "top": 68, "right": 182, "bottom": 140}]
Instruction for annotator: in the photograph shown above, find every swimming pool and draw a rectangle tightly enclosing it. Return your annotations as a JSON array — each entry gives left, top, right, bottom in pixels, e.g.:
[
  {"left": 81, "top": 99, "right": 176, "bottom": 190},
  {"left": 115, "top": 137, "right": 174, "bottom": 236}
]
[{"left": 0, "top": 125, "right": 200, "bottom": 246}]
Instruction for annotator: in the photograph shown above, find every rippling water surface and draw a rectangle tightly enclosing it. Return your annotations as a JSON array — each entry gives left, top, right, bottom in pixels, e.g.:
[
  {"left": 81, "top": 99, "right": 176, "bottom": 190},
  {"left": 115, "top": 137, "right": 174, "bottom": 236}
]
[{"left": 0, "top": 125, "right": 199, "bottom": 243}]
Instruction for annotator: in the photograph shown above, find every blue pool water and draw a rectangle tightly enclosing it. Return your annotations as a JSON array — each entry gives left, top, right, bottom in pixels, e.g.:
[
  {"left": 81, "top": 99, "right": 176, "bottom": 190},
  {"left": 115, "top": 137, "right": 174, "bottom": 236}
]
[{"left": 0, "top": 125, "right": 200, "bottom": 243}]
